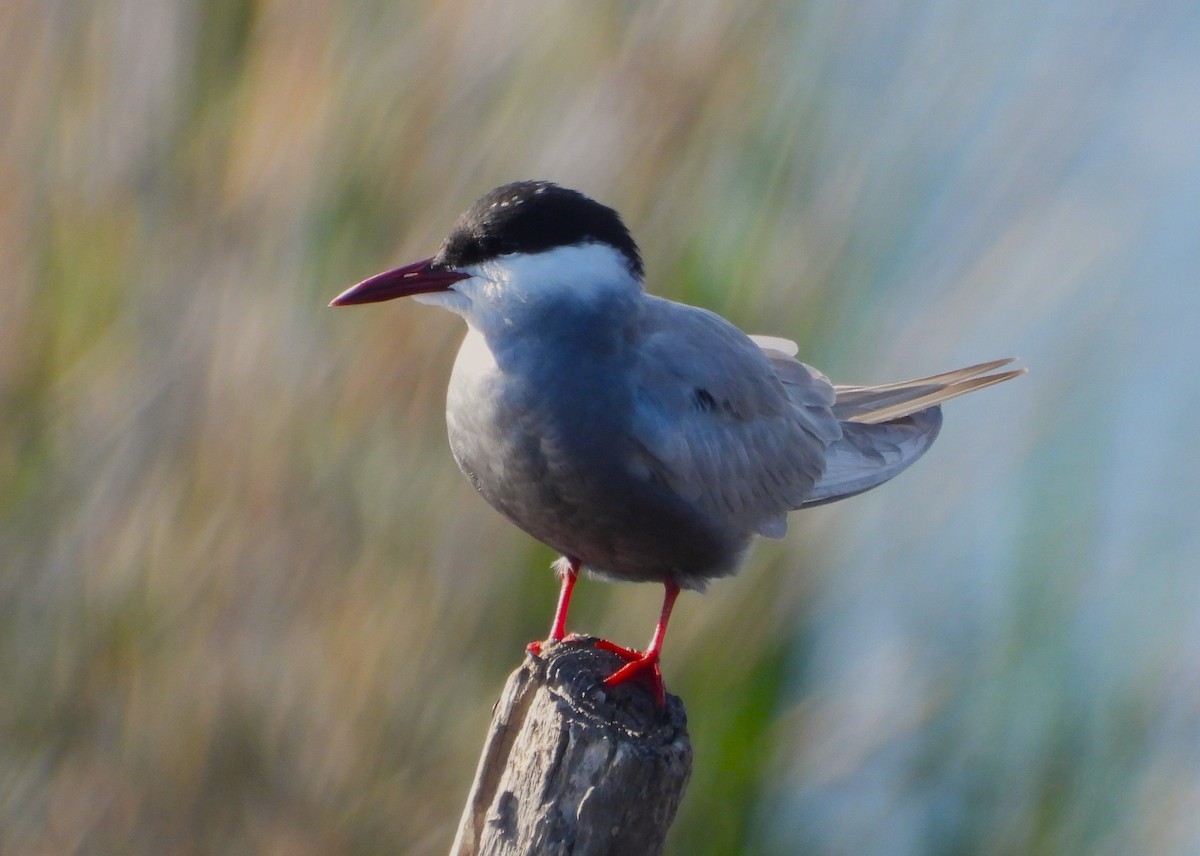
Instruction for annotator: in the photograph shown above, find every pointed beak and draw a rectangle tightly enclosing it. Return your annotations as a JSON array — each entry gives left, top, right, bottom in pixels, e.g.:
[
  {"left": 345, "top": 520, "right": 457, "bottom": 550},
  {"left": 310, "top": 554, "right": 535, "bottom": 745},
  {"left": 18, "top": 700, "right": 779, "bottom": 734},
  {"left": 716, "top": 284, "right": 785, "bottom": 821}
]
[{"left": 329, "top": 257, "right": 470, "bottom": 307}]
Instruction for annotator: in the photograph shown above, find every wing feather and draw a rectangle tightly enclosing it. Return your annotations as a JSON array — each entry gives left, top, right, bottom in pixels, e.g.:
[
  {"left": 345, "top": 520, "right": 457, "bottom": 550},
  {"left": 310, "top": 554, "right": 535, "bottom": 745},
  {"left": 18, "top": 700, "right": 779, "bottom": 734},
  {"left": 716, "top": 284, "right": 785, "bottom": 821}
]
[
  {"left": 633, "top": 304, "right": 1023, "bottom": 525},
  {"left": 801, "top": 410, "right": 943, "bottom": 507},
  {"left": 835, "top": 359, "right": 1025, "bottom": 424},
  {"left": 631, "top": 298, "right": 840, "bottom": 539}
]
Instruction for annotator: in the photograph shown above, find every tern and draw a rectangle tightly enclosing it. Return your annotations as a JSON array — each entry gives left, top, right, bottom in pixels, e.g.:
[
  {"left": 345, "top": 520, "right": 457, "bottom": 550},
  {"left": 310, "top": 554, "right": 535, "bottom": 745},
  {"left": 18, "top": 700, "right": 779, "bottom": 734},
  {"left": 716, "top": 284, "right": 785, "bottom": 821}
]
[{"left": 331, "top": 180, "right": 1023, "bottom": 707}]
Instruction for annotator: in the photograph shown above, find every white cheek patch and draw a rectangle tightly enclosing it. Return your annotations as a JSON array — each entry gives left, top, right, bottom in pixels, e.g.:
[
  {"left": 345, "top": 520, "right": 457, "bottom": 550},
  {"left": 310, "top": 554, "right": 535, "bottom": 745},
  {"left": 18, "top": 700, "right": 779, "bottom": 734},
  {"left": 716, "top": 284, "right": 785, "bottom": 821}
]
[
  {"left": 492, "top": 244, "right": 637, "bottom": 305},
  {"left": 416, "top": 246, "right": 639, "bottom": 335}
]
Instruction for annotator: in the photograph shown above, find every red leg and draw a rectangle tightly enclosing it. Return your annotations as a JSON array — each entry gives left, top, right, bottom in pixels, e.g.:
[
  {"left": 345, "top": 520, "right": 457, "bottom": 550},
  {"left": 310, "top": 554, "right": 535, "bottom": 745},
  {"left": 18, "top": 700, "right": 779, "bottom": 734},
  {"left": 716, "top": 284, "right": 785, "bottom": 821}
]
[
  {"left": 601, "top": 582, "right": 681, "bottom": 709},
  {"left": 527, "top": 558, "right": 580, "bottom": 655},
  {"left": 547, "top": 560, "right": 579, "bottom": 642}
]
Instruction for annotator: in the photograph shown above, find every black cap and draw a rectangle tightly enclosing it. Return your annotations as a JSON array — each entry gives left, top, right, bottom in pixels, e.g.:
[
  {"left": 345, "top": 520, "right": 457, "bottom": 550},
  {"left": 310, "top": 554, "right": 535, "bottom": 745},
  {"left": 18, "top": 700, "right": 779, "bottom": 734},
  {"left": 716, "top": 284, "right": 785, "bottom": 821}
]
[{"left": 434, "top": 181, "right": 644, "bottom": 278}]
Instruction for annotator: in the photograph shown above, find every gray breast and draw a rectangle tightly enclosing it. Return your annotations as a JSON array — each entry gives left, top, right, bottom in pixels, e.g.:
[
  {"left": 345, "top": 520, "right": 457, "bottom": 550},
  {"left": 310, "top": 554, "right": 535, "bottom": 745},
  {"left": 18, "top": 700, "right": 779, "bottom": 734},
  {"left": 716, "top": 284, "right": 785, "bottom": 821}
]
[{"left": 444, "top": 329, "right": 748, "bottom": 589}]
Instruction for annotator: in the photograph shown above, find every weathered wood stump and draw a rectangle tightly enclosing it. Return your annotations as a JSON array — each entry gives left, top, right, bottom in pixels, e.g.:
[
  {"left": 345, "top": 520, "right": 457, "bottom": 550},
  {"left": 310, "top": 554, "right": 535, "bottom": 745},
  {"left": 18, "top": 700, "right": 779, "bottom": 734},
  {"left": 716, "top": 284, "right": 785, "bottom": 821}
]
[{"left": 450, "top": 637, "right": 692, "bottom": 856}]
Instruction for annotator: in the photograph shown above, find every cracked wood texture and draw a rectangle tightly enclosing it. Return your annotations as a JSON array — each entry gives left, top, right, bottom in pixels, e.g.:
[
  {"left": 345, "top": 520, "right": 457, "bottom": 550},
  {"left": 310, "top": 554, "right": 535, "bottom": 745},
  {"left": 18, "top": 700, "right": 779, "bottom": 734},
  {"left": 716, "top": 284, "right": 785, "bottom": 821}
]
[{"left": 450, "top": 637, "right": 692, "bottom": 856}]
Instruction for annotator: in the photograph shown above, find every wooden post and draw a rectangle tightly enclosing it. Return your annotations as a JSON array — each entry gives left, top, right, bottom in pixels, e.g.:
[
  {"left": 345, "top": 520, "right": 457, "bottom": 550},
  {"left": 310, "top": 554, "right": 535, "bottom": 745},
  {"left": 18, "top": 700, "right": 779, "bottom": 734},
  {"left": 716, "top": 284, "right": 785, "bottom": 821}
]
[{"left": 450, "top": 637, "right": 692, "bottom": 856}]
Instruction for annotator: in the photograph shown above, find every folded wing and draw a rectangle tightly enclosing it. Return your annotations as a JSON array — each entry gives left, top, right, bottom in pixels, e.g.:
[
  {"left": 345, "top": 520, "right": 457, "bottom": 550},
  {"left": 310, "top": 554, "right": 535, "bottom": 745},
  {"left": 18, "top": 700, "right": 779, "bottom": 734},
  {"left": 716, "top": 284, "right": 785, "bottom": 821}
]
[
  {"left": 633, "top": 315, "right": 1023, "bottom": 532},
  {"left": 631, "top": 300, "right": 841, "bottom": 540}
]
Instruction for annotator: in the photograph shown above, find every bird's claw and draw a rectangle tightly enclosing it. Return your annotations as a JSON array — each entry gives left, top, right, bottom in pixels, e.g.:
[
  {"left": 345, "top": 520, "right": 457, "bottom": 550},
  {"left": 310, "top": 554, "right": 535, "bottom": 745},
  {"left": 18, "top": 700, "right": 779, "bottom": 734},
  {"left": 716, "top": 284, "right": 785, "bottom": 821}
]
[
  {"left": 528, "top": 632, "right": 588, "bottom": 657},
  {"left": 598, "top": 643, "right": 666, "bottom": 709},
  {"left": 593, "top": 638, "right": 642, "bottom": 661}
]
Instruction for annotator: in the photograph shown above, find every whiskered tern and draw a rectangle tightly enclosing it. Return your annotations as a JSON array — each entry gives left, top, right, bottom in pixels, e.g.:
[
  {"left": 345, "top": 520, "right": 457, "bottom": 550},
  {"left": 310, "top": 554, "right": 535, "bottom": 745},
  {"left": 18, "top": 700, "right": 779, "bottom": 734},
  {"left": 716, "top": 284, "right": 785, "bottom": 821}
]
[{"left": 331, "top": 180, "right": 1023, "bottom": 707}]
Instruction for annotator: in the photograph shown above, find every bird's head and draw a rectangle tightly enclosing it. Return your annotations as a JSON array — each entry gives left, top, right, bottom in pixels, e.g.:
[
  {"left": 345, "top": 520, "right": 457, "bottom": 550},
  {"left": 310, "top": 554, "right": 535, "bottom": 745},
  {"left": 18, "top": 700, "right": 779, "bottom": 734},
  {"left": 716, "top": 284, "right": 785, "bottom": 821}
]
[{"left": 330, "top": 181, "right": 645, "bottom": 334}]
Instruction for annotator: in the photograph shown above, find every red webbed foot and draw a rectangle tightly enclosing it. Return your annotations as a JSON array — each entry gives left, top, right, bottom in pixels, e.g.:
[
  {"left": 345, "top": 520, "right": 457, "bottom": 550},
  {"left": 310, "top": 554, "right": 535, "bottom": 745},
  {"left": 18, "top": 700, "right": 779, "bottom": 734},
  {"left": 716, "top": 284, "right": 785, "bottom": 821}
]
[
  {"left": 593, "top": 638, "right": 642, "bottom": 661},
  {"left": 531, "top": 575, "right": 682, "bottom": 711},
  {"left": 595, "top": 582, "right": 681, "bottom": 710},
  {"left": 599, "top": 642, "right": 666, "bottom": 708}
]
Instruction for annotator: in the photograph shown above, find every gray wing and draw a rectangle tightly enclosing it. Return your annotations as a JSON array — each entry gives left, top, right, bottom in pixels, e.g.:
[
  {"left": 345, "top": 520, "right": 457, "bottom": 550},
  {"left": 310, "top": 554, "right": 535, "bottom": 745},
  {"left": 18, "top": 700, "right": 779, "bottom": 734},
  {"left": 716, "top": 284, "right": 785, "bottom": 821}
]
[
  {"left": 629, "top": 298, "right": 842, "bottom": 540},
  {"left": 800, "top": 411, "right": 945, "bottom": 506}
]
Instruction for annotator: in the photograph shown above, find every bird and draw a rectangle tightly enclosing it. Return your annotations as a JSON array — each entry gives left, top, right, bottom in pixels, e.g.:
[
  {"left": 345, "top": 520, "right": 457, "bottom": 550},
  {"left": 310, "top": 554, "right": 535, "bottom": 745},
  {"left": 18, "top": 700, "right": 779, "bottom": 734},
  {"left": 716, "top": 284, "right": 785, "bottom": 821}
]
[{"left": 330, "top": 180, "right": 1023, "bottom": 708}]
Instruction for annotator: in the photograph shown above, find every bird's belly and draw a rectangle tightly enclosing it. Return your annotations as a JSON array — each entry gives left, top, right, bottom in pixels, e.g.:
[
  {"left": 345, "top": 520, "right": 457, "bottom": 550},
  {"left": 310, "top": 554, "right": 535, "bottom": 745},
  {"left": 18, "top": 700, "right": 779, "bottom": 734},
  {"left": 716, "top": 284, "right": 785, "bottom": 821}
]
[{"left": 444, "top": 333, "right": 746, "bottom": 588}]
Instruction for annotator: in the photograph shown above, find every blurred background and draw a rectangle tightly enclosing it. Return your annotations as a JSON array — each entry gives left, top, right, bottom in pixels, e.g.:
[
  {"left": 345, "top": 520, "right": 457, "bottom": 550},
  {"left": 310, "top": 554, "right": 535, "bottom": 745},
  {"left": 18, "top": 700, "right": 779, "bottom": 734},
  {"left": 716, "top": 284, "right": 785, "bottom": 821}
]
[{"left": 3, "top": 0, "right": 1199, "bottom": 853}]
